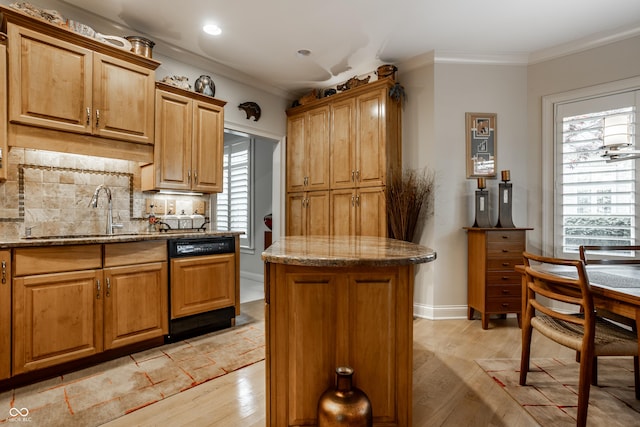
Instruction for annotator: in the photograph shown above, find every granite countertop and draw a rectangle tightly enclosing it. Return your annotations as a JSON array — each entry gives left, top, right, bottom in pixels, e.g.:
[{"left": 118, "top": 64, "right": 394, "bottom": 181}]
[
  {"left": 262, "top": 235, "right": 436, "bottom": 267},
  {"left": 0, "top": 230, "right": 243, "bottom": 249}
]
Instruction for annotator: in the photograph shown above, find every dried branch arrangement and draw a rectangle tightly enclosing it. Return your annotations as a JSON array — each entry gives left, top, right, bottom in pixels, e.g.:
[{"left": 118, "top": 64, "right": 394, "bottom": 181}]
[{"left": 386, "top": 168, "right": 435, "bottom": 242}]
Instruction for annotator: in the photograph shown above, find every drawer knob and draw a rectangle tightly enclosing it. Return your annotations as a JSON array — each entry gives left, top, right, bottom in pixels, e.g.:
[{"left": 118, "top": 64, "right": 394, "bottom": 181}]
[
  {"left": 502, "top": 262, "right": 510, "bottom": 267},
  {"left": 502, "top": 289, "right": 511, "bottom": 294},
  {"left": 501, "top": 303, "right": 509, "bottom": 307},
  {"left": 502, "top": 276, "right": 509, "bottom": 280},
  {"left": 502, "top": 235, "right": 509, "bottom": 239}
]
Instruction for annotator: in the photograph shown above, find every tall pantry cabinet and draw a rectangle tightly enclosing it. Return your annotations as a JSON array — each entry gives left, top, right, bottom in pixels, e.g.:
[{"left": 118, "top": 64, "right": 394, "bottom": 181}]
[{"left": 285, "top": 78, "right": 401, "bottom": 237}]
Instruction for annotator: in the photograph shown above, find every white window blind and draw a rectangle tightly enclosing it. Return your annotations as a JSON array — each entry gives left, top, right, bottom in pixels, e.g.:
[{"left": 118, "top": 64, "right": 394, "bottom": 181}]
[
  {"left": 217, "top": 138, "right": 252, "bottom": 247},
  {"left": 554, "top": 91, "right": 639, "bottom": 256}
]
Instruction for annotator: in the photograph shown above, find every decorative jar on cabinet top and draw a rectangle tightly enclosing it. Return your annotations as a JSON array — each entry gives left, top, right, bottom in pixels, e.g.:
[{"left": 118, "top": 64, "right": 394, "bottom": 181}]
[{"left": 317, "top": 367, "right": 372, "bottom": 427}]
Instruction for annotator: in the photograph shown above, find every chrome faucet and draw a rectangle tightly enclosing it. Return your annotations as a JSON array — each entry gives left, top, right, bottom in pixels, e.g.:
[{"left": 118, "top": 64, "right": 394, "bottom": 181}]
[{"left": 88, "top": 184, "right": 123, "bottom": 235}]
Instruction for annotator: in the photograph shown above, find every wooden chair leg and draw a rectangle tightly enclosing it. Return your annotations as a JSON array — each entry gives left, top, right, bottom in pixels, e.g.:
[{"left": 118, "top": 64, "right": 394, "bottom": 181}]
[
  {"left": 634, "top": 355, "right": 640, "bottom": 400},
  {"left": 591, "top": 356, "right": 598, "bottom": 386},
  {"left": 576, "top": 350, "right": 594, "bottom": 427},
  {"left": 519, "top": 320, "right": 533, "bottom": 385}
]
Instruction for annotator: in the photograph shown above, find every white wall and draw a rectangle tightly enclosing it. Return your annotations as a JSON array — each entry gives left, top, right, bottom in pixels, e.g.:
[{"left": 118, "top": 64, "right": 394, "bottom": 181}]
[
  {"left": 526, "top": 35, "right": 640, "bottom": 256},
  {"left": 401, "top": 58, "right": 528, "bottom": 318}
]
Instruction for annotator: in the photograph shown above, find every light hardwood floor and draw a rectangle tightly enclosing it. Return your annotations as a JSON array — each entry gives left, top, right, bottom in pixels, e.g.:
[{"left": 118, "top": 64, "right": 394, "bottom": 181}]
[{"left": 103, "top": 301, "right": 574, "bottom": 426}]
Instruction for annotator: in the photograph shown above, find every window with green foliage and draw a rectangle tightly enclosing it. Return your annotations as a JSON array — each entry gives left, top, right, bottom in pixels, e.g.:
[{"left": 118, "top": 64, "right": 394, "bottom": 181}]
[{"left": 555, "top": 91, "right": 639, "bottom": 256}]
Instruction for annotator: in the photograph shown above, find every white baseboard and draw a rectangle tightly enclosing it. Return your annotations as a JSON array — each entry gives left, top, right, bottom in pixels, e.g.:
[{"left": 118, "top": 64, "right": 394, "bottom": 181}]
[
  {"left": 240, "top": 271, "right": 263, "bottom": 284},
  {"left": 413, "top": 303, "right": 468, "bottom": 320}
]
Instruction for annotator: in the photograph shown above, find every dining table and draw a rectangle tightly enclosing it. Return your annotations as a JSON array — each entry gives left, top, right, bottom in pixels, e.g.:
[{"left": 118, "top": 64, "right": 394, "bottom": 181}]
[{"left": 518, "top": 263, "right": 640, "bottom": 353}]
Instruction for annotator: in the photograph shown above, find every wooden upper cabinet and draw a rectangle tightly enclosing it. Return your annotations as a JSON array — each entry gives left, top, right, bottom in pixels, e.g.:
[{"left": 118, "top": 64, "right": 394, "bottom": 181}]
[
  {"left": 92, "top": 53, "right": 155, "bottom": 144},
  {"left": 286, "top": 78, "right": 401, "bottom": 237},
  {"left": 330, "top": 98, "right": 357, "bottom": 189},
  {"left": 331, "top": 84, "right": 396, "bottom": 190},
  {"left": 8, "top": 23, "right": 93, "bottom": 134},
  {"left": 192, "top": 99, "right": 224, "bottom": 192},
  {"left": 7, "top": 22, "right": 156, "bottom": 144},
  {"left": 357, "top": 88, "right": 388, "bottom": 188},
  {"left": 0, "top": 33, "right": 7, "bottom": 182},
  {"left": 286, "top": 106, "right": 330, "bottom": 192},
  {"left": 141, "top": 84, "right": 226, "bottom": 193}
]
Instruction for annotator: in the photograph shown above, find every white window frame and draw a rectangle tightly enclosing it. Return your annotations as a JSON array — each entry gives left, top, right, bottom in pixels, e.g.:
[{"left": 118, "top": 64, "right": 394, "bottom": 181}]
[
  {"left": 542, "top": 76, "right": 640, "bottom": 257},
  {"left": 216, "top": 134, "right": 254, "bottom": 250}
]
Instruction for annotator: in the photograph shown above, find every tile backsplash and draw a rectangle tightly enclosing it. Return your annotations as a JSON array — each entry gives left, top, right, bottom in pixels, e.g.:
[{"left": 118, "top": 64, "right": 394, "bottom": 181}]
[{"left": 0, "top": 148, "right": 211, "bottom": 238}]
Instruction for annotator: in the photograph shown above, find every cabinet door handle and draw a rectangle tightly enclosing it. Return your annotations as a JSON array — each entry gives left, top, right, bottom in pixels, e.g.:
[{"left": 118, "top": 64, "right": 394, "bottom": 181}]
[
  {"left": 95, "top": 109, "right": 100, "bottom": 127},
  {"left": 96, "top": 279, "right": 101, "bottom": 299},
  {"left": 1, "top": 260, "right": 6, "bottom": 284},
  {"left": 351, "top": 170, "right": 355, "bottom": 182},
  {"left": 194, "top": 170, "right": 198, "bottom": 184},
  {"left": 86, "top": 108, "right": 91, "bottom": 126},
  {"left": 351, "top": 196, "right": 355, "bottom": 207},
  {"left": 106, "top": 278, "right": 111, "bottom": 297},
  {"left": 355, "top": 170, "right": 360, "bottom": 182},
  {"left": 188, "top": 169, "right": 192, "bottom": 183},
  {"left": 356, "top": 195, "right": 360, "bottom": 207}
]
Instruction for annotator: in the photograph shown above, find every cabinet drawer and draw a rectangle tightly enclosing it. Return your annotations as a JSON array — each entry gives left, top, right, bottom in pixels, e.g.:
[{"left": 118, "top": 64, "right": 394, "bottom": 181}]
[
  {"left": 14, "top": 245, "right": 102, "bottom": 276},
  {"left": 487, "top": 284, "right": 521, "bottom": 298},
  {"left": 486, "top": 231, "right": 525, "bottom": 245},
  {"left": 487, "top": 271, "right": 522, "bottom": 285},
  {"left": 487, "top": 244, "right": 524, "bottom": 258},
  {"left": 486, "top": 298, "right": 521, "bottom": 313},
  {"left": 487, "top": 257, "right": 523, "bottom": 271},
  {"left": 104, "top": 240, "right": 167, "bottom": 267}
]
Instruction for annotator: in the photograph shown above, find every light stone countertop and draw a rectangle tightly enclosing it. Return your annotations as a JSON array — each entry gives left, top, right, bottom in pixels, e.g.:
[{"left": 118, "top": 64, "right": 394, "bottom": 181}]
[
  {"left": 0, "top": 231, "right": 243, "bottom": 249},
  {"left": 262, "top": 235, "right": 436, "bottom": 267}
]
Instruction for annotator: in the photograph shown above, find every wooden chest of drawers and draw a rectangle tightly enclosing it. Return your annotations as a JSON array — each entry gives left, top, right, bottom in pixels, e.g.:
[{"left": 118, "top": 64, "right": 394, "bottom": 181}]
[{"left": 465, "top": 227, "right": 531, "bottom": 329}]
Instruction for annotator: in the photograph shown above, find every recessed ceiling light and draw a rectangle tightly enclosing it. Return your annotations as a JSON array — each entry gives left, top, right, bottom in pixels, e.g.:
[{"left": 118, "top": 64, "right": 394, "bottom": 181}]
[
  {"left": 203, "top": 24, "right": 222, "bottom": 36},
  {"left": 297, "top": 49, "right": 312, "bottom": 57}
]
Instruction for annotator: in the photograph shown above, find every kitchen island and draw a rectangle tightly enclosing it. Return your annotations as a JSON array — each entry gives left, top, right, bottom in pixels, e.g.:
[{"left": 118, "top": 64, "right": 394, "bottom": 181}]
[{"left": 262, "top": 235, "right": 436, "bottom": 427}]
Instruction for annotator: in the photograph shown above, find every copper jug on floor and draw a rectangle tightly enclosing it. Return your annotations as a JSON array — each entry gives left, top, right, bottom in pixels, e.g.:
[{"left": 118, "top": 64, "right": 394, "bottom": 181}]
[{"left": 317, "top": 366, "right": 372, "bottom": 427}]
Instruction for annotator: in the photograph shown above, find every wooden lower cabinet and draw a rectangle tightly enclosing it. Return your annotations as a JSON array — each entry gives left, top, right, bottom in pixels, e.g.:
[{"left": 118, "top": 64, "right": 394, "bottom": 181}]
[
  {"left": 265, "top": 263, "right": 413, "bottom": 426},
  {"left": 104, "top": 262, "right": 168, "bottom": 350},
  {"left": 170, "top": 253, "right": 235, "bottom": 319},
  {"left": 465, "top": 227, "right": 530, "bottom": 329},
  {"left": 286, "top": 191, "right": 330, "bottom": 236},
  {"left": 13, "top": 269, "right": 103, "bottom": 374},
  {"left": 0, "top": 250, "right": 12, "bottom": 379},
  {"left": 330, "top": 187, "right": 386, "bottom": 236},
  {"left": 12, "top": 241, "right": 168, "bottom": 374}
]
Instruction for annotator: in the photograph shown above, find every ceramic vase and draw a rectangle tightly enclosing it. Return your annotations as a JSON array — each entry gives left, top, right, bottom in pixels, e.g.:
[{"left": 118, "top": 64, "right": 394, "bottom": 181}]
[{"left": 317, "top": 367, "right": 372, "bottom": 427}]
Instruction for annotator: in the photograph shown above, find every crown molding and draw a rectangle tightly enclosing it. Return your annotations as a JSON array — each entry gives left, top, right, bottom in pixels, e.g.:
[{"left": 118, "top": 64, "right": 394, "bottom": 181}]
[{"left": 528, "top": 22, "right": 640, "bottom": 64}]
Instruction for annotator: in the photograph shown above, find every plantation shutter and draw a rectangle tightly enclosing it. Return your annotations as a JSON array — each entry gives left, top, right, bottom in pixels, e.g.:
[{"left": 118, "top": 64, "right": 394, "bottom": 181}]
[
  {"left": 217, "top": 139, "right": 251, "bottom": 247},
  {"left": 554, "top": 91, "right": 639, "bottom": 257}
]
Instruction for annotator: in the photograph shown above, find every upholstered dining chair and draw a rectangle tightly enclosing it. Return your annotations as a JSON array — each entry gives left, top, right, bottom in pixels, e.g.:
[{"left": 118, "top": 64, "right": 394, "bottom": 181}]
[{"left": 520, "top": 252, "right": 639, "bottom": 427}]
